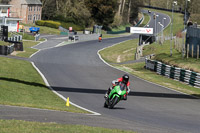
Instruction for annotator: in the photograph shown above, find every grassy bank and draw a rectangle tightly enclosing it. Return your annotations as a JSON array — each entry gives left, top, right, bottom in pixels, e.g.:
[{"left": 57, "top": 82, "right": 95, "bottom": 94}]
[
  {"left": 0, "top": 38, "right": 89, "bottom": 113},
  {"left": 100, "top": 38, "right": 200, "bottom": 97},
  {"left": 145, "top": 8, "right": 184, "bottom": 36},
  {"left": 99, "top": 8, "right": 200, "bottom": 97},
  {"left": 139, "top": 13, "right": 151, "bottom": 27},
  {"left": 0, "top": 120, "right": 135, "bottom": 133},
  {"left": 0, "top": 57, "right": 88, "bottom": 113}
]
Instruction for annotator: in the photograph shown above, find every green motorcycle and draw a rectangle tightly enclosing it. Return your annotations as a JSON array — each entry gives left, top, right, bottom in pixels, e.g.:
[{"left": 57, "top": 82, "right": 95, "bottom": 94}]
[{"left": 104, "top": 82, "right": 128, "bottom": 109}]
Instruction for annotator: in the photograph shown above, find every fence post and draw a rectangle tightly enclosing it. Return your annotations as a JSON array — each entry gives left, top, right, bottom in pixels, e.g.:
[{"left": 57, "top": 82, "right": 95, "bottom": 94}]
[
  {"left": 187, "top": 44, "right": 189, "bottom": 58},
  {"left": 182, "top": 35, "right": 185, "bottom": 58},
  {"left": 192, "top": 44, "right": 194, "bottom": 58},
  {"left": 197, "top": 45, "right": 199, "bottom": 60},
  {"left": 174, "top": 37, "right": 176, "bottom": 49}
]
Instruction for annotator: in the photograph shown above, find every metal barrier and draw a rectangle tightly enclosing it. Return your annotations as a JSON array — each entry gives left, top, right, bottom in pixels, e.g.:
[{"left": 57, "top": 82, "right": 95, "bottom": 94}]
[
  {"left": 8, "top": 35, "right": 22, "bottom": 42},
  {"left": 145, "top": 58, "right": 200, "bottom": 88},
  {"left": 35, "top": 34, "right": 40, "bottom": 41}
]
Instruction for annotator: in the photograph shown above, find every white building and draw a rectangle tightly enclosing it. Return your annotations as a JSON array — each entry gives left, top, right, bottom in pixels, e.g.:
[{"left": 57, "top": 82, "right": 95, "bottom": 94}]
[{"left": 0, "top": 4, "right": 22, "bottom": 32}]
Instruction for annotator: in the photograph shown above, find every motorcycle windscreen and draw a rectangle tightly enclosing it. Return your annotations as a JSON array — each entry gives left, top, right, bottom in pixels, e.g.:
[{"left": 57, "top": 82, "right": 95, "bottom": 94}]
[{"left": 119, "top": 82, "right": 127, "bottom": 91}]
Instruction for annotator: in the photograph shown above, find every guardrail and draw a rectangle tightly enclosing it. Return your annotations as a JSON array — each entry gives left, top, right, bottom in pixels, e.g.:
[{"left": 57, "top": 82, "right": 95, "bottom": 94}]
[
  {"left": 68, "top": 34, "right": 99, "bottom": 42},
  {"left": 145, "top": 58, "right": 200, "bottom": 88}
]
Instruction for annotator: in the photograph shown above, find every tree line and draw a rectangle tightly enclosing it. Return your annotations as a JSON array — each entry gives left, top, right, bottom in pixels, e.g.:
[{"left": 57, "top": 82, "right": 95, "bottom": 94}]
[
  {"left": 143, "top": 0, "right": 200, "bottom": 24},
  {"left": 2, "top": 0, "right": 199, "bottom": 28},
  {"left": 40, "top": 0, "right": 143, "bottom": 29}
]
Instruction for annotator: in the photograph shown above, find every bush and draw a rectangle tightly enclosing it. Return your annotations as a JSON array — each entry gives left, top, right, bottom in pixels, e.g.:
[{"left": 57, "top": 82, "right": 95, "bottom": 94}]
[
  {"left": 45, "top": 21, "right": 61, "bottom": 29},
  {"left": 36, "top": 20, "right": 61, "bottom": 29},
  {"left": 61, "top": 22, "right": 84, "bottom": 31},
  {"left": 35, "top": 20, "right": 45, "bottom": 26},
  {"left": 36, "top": 20, "right": 84, "bottom": 31},
  {"left": 190, "top": 14, "right": 200, "bottom": 25}
]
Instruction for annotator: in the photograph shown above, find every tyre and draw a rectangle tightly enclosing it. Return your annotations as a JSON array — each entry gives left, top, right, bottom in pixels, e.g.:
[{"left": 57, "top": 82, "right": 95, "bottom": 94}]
[
  {"left": 104, "top": 101, "right": 108, "bottom": 108},
  {"left": 109, "top": 96, "right": 118, "bottom": 109}
]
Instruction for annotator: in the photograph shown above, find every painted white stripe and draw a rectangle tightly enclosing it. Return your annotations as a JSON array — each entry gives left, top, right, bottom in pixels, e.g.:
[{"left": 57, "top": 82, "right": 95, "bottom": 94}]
[
  {"left": 31, "top": 62, "right": 101, "bottom": 116},
  {"left": 31, "top": 38, "right": 48, "bottom": 50},
  {"left": 98, "top": 42, "right": 198, "bottom": 99},
  {"left": 29, "top": 49, "right": 41, "bottom": 58}
]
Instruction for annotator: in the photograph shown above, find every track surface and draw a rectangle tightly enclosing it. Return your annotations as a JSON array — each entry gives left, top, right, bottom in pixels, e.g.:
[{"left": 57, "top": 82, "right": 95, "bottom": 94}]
[{"left": 1, "top": 11, "right": 200, "bottom": 133}]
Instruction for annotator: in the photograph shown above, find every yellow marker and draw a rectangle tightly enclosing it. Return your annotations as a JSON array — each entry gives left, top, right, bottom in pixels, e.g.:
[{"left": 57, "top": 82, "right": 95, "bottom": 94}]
[{"left": 66, "top": 97, "right": 70, "bottom": 107}]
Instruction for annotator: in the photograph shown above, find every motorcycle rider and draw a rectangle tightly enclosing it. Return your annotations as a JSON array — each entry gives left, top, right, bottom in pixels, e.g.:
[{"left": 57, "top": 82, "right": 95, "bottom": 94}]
[{"left": 104, "top": 74, "right": 130, "bottom": 100}]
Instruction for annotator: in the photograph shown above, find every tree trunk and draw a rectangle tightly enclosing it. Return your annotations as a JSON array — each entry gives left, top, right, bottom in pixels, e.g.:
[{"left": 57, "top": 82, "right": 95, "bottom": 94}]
[
  {"left": 118, "top": 0, "right": 122, "bottom": 15},
  {"left": 127, "top": 0, "right": 131, "bottom": 23},
  {"left": 121, "top": 0, "right": 125, "bottom": 14}
]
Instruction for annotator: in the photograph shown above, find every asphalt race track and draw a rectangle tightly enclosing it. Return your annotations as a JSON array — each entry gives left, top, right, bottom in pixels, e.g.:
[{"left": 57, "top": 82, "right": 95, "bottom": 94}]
[{"left": 1, "top": 11, "right": 200, "bottom": 133}]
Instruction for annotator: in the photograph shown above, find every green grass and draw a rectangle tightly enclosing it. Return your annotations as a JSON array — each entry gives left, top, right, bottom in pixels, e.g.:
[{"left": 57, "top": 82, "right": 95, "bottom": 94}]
[
  {"left": 0, "top": 39, "right": 89, "bottom": 113},
  {"left": 117, "top": 62, "right": 200, "bottom": 97},
  {"left": 144, "top": 8, "right": 184, "bottom": 36},
  {"left": 100, "top": 39, "right": 200, "bottom": 97},
  {"left": 13, "top": 41, "right": 38, "bottom": 58},
  {"left": 99, "top": 9, "right": 200, "bottom": 98},
  {"left": 0, "top": 57, "right": 88, "bottom": 113},
  {"left": 111, "top": 24, "right": 131, "bottom": 32},
  {"left": 139, "top": 13, "right": 151, "bottom": 27},
  {"left": 0, "top": 120, "right": 135, "bottom": 133},
  {"left": 0, "top": 41, "right": 10, "bottom": 46},
  {"left": 99, "top": 39, "right": 138, "bottom": 63},
  {"left": 37, "top": 25, "right": 61, "bottom": 35},
  {"left": 143, "top": 40, "right": 200, "bottom": 73},
  {"left": 20, "top": 23, "right": 61, "bottom": 35}
]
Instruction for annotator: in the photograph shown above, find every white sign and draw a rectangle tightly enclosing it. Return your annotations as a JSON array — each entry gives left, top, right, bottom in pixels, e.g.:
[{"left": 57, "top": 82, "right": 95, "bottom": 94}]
[{"left": 130, "top": 27, "right": 153, "bottom": 34}]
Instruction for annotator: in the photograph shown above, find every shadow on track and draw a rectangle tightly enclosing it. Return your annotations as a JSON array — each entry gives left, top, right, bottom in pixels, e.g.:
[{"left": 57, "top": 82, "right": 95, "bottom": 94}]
[
  {"left": 0, "top": 77, "right": 48, "bottom": 88},
  {"left": 52, "top": 86, "right": 198, "bottom": 99}
]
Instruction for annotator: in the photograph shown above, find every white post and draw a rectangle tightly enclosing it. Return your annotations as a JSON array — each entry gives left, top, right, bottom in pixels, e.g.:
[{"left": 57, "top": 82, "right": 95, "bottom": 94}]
[
  {"left": 170, "top": 1, "right": 177, "bottom": 56},
  {"left": 184, "top": 0, "right": 191, "bottom": 30},
  {"left": 162, "top": 18, "right": 166, "bottom": 41}
]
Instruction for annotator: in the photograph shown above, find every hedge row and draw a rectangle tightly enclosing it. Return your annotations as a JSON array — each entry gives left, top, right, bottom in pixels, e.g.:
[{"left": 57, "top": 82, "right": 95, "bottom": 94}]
[
  {"left": 60, "top": 22, "right": 84, "bottom": 31},
  {"left": 36, "top": 20, "right": 84, "bottom": 31},
  {"left": 36, "top": 20, "right": 61, "bottom": 29}
]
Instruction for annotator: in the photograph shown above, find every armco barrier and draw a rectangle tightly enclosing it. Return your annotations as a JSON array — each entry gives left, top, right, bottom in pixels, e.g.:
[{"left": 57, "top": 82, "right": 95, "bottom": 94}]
[
  {"left": 145, "top": 58, "right": 200, "bottom": 88},
  {"left": 0, "top": 42, "right": 23, "bottom": 55}
]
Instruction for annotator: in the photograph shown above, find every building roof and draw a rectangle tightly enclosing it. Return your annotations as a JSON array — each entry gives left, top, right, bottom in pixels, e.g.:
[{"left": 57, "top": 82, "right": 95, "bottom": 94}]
[
  {"left": 0, "top": 17, "right": 23, "bottom": 21},
  {"left": 0, "top": 4, "right": 12, "bottom": 7},
  {"left": 25, "top": 0, "right": 42, "bottom": 5}
]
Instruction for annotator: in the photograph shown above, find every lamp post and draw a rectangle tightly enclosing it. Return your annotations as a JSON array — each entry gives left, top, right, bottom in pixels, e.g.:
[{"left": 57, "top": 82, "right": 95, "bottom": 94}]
[
  {"left": 184, "top": 0, "right": 190, "bottom": 30},
  {"left": 158, "top": 22, "right": 164, "bottom": 44},
  {"left": 170, "top": 1, "right": 177, "bottom": 56},
  {"left": 154, "top": 14, "right": 159, "bottom": 43},
  {"left": 158, "top": 21, "right": 161, "bottom": 36},
  {"left": 162, "top": 18, "right": 166, "bottom": 42},
  {"left": 161, "top": 24, "right": 164, "bottom": 44},
  {"left": 158, "top": 22, "right": 161, "bottom": 44}
]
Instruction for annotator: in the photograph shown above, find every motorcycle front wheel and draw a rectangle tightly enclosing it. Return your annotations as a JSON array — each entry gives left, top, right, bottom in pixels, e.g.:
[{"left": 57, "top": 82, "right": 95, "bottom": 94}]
[
  {"left": 104, "top": 101, "right": 108, "bottom": 108},
  {"left": 109, "top": 96, "right": 118, "bottom": 109}
]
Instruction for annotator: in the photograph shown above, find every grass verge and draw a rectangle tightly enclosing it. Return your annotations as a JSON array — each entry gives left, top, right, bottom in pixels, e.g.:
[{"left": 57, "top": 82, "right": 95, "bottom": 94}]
[
  {"left": 12, "top": 41, "right": 38, "bottom": 58},
  {"left": 99, "top": 39, "right": 138, "bottom": 63},
  {"left": 139, "top": 13, "right": 151, "bottom": 27},
  {"left": 144, "top": 8, "right": 184, "bottom": 36},
  {"left": 99, "top": 9, "right": 200, "bottom": 98},
  {"left": 0, "top": 39, "right": 89, "bottom": 113},
  {"left": 0, "top": 56, "right": 88, "bottom": 113},
  {"left": 0, "top": 120, "right": 135, "bottom": 133}
]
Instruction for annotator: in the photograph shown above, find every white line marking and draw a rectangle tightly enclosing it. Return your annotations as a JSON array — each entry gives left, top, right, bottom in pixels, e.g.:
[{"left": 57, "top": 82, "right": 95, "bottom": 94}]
[
  {"left": 97, "top": 40, "right": 198, "bottom": 99},
  {"left": 31, "top": 62, "right": 101, "bottom": 116},
  {"left": 31, "top": 38, "right": 47, "bottom": 50}
]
